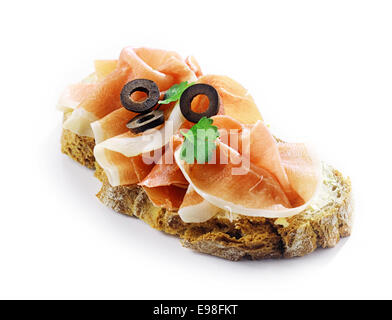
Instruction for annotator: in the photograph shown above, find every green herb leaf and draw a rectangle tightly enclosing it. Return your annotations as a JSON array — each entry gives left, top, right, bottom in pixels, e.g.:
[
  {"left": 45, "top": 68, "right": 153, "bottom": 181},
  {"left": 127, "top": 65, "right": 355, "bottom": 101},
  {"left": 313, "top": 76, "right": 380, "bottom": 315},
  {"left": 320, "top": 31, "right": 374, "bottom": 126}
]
[
  {"left": 180, "top": 117, "right": 220, "bottom": 164},
  {"left": 158, "top": 81, "right": 194, "bottom": 105}
]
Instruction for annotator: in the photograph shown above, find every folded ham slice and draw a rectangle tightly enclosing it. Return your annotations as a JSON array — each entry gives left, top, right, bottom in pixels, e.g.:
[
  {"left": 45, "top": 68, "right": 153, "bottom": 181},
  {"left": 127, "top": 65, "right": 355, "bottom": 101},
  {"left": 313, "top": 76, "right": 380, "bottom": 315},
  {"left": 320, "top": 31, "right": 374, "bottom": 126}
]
[
  {"left": 178, "top": 186, "right": 221, "bottom": 223},
  {"left": 63, "top": 47, "right": 200, "bottom": 137},
  {"left": 57, "top": 82, "right": 97, "bottom": 113},
  {"left": 91, "top": 48, "right": 202, "bottom": 187},
  {"left": 63, "top": 66, "right": 131, "bottom": 137},
  {"left": 193, "top": 75, "right": 263, "bottom": 124},
  {"left": 175, "top": 117, "right": 321, "bottom": 220},
  {"left": 94, "top": 102, "right": 186, "bottom": 186},
  {"left": 57, "top": 60, "right": 118, "bottom": 113},
  {"left": 139, "top": 136, "right": 188, "bottom": 210}
]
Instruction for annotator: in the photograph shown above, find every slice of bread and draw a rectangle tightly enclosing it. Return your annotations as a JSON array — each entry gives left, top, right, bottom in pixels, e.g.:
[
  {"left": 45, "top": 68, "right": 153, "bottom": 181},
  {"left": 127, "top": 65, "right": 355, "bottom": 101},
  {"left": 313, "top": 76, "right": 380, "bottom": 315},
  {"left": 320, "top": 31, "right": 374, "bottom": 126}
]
[{"left": 61, "top": 120, "right": 353, "bottom": 260}]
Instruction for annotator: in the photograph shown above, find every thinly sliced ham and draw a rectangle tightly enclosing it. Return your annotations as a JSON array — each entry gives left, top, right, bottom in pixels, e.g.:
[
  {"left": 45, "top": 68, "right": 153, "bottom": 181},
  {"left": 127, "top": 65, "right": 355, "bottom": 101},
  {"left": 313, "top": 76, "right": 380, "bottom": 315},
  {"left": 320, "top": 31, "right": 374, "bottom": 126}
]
[
  {"left": 92, "top": 49, "right": 202, "bottom": 188},
  {"left": 58, "top": 60, "right": 118, "bottom": 112},
  {"left": 96, "top": 150, "right": 154, "bottom": 187},
  {"left": 97, "top": 149, "right": 139, "bottom": 186},
  {"left": 278, "top": 142, "right": 320, "bottom": 203},
  {"left": 143, "top": 186, "right": 187, "bottom": 211},
  {"left": 139, "top": 136, "right": 188, "bottom": 211},
  {"left": 91, "top": 107, "right": 138, "bottom": 144},
  {"left": 176, "top": 143, "right": 290, "bottom": 210},
  {"left": 178, "top": 186, "right": 221, "bottom": 223},
  {"left": 178, "top": 115, "right": 244, "bottom": 221},
  {"left": 242, "top": 121, "right": 304, "bottom": 206},
  {"left": 129, "top": 154, "right": 155, "bottom": 183},
  {"left": 119, "top": 47, "right": 198, "bottom": 90},
  {"left": 212, "top": 115, "right": 243, "bottom": 151},
  {"left": 63, "top": 47, "right": 199, "bottom": 137},
  {"left": 175, "top": 139, "right": 321, "bottom": 219},
  {"left": 173, "top": 113, "right": 321, "bottom": 220},
  {"left": 63, "top": 66, "right": 131, "bottom": 137},
  {"left": 185, "top": 56, "right": 203, "bottom": 78},
  {"left": 140, "top": 137, "right": 188, "bottom": 189},
  {"left": 94, "top": 102, "right": 187, "bottom": 186},
  {"left": 57, "top": 82, "right": 97, "bottom": 112},
  {"left": 141, "top": 162, "right": 187, "bottom": 188},
  {"left": 195, "top": 75, "right": 263, "bottom": 124}
]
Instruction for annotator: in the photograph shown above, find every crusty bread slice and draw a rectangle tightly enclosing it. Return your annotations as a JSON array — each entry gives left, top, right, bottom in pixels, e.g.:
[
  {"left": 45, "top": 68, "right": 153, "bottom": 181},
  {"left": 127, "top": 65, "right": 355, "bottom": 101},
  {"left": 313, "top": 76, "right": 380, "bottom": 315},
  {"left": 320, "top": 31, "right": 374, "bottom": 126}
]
[
  {"left": 95, "top": 163, "right": 352, "bottom": 260},
  {"left": 61, "top": 120, "right": 353, "bottom": 260}
]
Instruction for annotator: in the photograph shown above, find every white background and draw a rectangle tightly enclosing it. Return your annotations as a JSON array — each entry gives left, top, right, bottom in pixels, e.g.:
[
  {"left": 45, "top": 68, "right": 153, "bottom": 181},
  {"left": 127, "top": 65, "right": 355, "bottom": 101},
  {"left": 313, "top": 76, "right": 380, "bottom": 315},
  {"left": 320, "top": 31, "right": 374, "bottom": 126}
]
[{"left": 0, "top": 0, "right": 391, "bottom": 299}]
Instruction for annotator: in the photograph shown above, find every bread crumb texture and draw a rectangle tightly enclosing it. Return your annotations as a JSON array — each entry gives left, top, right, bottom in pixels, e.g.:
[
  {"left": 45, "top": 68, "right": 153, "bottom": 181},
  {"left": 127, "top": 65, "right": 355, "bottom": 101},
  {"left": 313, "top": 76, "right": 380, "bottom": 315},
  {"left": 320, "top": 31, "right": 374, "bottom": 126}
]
[{"left": 61, "top": 113, "right": 95, "bottom": 169}]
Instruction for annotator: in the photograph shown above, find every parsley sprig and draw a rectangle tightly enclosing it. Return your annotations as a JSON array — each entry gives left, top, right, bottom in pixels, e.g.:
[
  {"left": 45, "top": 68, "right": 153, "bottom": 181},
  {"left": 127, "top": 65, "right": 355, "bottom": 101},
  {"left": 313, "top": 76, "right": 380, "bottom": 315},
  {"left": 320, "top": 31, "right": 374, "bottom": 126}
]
[
  {"left": 158, "top": 81, "right": 194, "bottom": 105},
  {"left": 180, "top": 117, "right": 220, "bottom": 164}
]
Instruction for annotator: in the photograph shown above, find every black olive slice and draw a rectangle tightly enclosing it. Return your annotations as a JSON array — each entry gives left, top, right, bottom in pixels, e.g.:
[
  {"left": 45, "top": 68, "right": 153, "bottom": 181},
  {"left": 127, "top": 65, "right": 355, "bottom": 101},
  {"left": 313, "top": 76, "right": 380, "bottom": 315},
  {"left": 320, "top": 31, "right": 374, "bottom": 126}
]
[
  {"left": 180, "top": 83, "right": 220, "bottom": 123},
  {"left": 126, "top": 110, "right": 164, "bottom": 134},
  {"left": 120, "top": 79, "right": 160, "bottom": 114}
]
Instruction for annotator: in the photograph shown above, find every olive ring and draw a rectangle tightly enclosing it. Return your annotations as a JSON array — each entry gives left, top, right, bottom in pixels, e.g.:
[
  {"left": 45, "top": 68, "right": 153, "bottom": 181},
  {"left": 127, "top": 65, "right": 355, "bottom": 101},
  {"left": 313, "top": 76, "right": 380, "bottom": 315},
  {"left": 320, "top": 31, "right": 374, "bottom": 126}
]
[
  {"left": 180, "top": 84, "right": 220, "bottom": 123},
  {"left": 126, "top": 110, "right": 165, "bottom": 134},
  {"left": 120, "top": 79, "right": 160, "bottom": 114}
]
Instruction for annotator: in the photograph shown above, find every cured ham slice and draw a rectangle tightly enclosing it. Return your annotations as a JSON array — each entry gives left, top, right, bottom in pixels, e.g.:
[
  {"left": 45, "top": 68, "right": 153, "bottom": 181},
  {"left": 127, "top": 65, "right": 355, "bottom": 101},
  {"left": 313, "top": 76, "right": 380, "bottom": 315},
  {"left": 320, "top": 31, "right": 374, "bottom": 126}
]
[
  {"left": 185, "top": 56, "right": 203, "bottom": 78},
  {"left": 278, "top": 142, "right": 320, "bottom": 203},
  {"left": 174, "top": 113, "right": 321, "bottom": 220},
  {"left": 140, "top": 161, "right": 187, "bottom": 189},
  {"left": 129, "top": 154, "right": 155, "bottom": 183},
  {"left": 92, "top": 49, "right": 202, "bottom": 188},
  {"left": 242, "top": 121, "right": 303, "bottom": 206},
  {"left": 94, "top": 103, "right": 186, "bottom": 186},
  {"left": 212, "top": 115, "right": 243, "bottom": 131},
  {"left": 179, "top": 75, "right": 263, "bottom": 129},
  {"left": 140, "top": 161, "right": 187, "bottom": 188},
  {"left": 119, "top": 47, "right": 197, "bottom": 90},
  {"left": 57, "top": 60, "right": 117, "bottom": 112},
  {"left": 195, "top": 75, "right": 263, "bottom": 124},
  {"left": 175, "top": 139, "right": 320, "bottom": 219},
  {"left": 63, "top": 66, "right": 131, "bottom": 137},
  {"left": 178, "top": 186, "right": 221, "bottom": 223},
  {"left": 175, "top": 142, "right": 291, "bottom": 214},
  {"left": 91, "top": 107, "right": 138, "bottom": 144},
  {"left": 143, "top": 186, "right": 187, "bottom": 211},
  {"left": 96, "top": 150, "right": 154, "bottom": 187},
  {"left": 139, "top": 136, "right": 188, "bottom": 211},
  {"left": 211, "top": 115, "right": 243, "bottom": 151},
  {"left": 57, "top": 82, "right": 97, "bottom": 112},
  {"left": 63, "top": 47, "right": 199, "bottom": 137},
  {"left": 97, "top": 149, "right": 139, "bottom": 186},
  {"left": 139, "top": 114, "right": 252, "bottom": 213}
]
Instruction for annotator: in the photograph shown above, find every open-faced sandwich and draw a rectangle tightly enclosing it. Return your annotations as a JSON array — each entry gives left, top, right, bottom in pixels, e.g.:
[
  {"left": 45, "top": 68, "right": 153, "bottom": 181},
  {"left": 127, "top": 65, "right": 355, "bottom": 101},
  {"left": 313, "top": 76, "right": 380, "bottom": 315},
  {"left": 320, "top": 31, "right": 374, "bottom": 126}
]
[{"left": 58, "top": 46, "right": 353, "bottom": 260}]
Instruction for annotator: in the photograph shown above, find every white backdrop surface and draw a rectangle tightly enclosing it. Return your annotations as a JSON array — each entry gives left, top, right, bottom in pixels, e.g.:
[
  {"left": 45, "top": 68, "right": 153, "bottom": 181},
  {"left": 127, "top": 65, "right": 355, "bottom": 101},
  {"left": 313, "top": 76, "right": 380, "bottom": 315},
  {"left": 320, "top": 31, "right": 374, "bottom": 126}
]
[{"left": 0, "top": 0, "right": 391, "bottom": 299}]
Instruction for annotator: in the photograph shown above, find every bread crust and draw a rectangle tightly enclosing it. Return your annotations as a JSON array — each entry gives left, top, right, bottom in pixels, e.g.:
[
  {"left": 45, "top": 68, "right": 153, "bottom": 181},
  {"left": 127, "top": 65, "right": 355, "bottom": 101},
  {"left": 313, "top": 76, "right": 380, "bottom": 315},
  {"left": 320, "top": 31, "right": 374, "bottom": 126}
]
[{"left": 61, "top": 125, "right": 353, "bottom": 261}]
